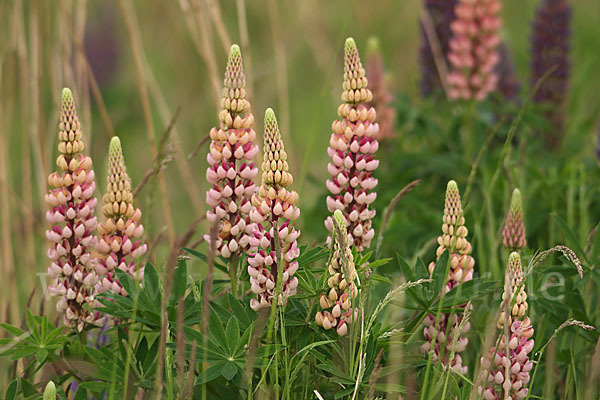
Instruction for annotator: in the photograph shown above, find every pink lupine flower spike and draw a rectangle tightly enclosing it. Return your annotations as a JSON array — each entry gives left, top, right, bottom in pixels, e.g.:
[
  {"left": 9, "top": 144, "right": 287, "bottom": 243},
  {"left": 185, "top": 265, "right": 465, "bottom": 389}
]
[
  {"left": 205, "top": 44, "right": 259, "bottom": 261},
  {"left": 45, "top": 88, "right": 102, "bottom": 331},
  {"left": 96, "top": 136, "right": 147, "bottom": 297},
  {"left": 325, "top": 38, "right": 379, "bottom": 252},
  {"left": 421, "top": 180, "right": 474, "bottom": 374},
  {"left": 247, "top": 109, "right": 301, "bottom": 311}
]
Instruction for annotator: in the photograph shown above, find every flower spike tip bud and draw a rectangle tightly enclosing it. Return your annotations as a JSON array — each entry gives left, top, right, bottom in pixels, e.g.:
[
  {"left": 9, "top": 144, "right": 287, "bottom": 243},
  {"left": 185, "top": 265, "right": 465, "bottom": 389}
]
[
  {"left": 478, "top": 252, "right": 534, "bottom": 399},
  {"left": 96, "top": 136, "right": 147, "bottom": 298},
  {"left": 205, "top": 44, "right": 259, "bottom": 260},
  {"left": 45, "top": 88, "right": 102, "bottom": 331},
  {"left": 325, "top": 37, "right": 379, "bottom": 252},
  {"left": 503, "top": 188, "right": 526, "bottom": 252},
  {"left": 316, "top": 209, "right": 359, "bottom": 336},
  {"left": 421, "top": 180, "right": 473, "bottom": 374},
  {"left": 247, "top": 109, "right": 301, "bottom": 311}
]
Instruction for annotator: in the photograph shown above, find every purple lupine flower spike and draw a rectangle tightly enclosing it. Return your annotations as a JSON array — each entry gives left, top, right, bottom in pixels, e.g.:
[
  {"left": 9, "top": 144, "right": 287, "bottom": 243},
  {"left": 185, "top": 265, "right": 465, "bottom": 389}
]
[
  {"left": 478, "top": 252, "right": 534, "bottom": 400},
  {"left": 315, "top": 210, "right": 359, "bottom": 336},
  {"left": 503, "top": 188, "right": 527, "bottom": 252},
  {"left": 247, "top": 109, "right": 300, "bottom": 311},
  {"left": 531, "top": 0, "right": 571, "bottom": 149},
  {"left": 96, "top": 137, "right": 147, "bottom": 297},
  {"left": 205, "top": 44, "right": 259, "bottom": 259},
  {"left": 366, "top": 37, "right": 396, "bottom": 141},
  {"left": 496, "top": 43, "right": 521, "bottom": 103},
  {"left": 419, "top": 0, "right": 457, "bottom": 97},
  {"left": 421, "top": 180, "right": 474, "bottom": 374},
  {"left": 447, "top": 0, "right": 502, "bottom": 101},
  {"left": 45, "top": 88, "right": 103, "bottom": 332},
  {"left": 325, "top": 38, "right": 379, "bottom": 253}
]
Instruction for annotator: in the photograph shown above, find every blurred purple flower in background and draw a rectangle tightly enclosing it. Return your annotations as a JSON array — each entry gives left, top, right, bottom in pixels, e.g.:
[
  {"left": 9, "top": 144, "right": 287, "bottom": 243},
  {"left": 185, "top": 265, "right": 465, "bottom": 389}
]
[
  {"left": 419, "top": 0, "right": 457, "bottom": 97},
  {"left": 530, "top": 0, "right": 571, "bottom": 149}
]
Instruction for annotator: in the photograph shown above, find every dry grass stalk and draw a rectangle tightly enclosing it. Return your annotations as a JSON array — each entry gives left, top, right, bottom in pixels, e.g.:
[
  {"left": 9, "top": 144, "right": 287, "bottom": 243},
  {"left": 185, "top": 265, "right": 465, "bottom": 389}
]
[
  {"left": 176, "top": 299, "right": 186, "bottom": 391},
  {"left": 120, "top": 2, "right": 205, "bottom": 216},
  {"left": 179, "top": 0, "right": 221, "bottom": 107},
  {"left": 186, "top": 340, "right": 198, "bottom": 398},
  {"left": 118, "top": 0, "right": 175, "bottom": 243},
  {"left": 58, "top": 0, "right": 116, "bottom": 140},
  {"left": 0, "top": 57, "right": 15, "bottom": 325},
  {"left": 205, "top": 0, "right": 231, "bottom": 53},
  {"left": 375, "top": 179, "right": 421, "bottom": 257},
  {"left": 267, "top": 0, "right": 292, "bottom": 158},
  {"left": 420, "top": 7, "right": 450, "bottom": 98}
]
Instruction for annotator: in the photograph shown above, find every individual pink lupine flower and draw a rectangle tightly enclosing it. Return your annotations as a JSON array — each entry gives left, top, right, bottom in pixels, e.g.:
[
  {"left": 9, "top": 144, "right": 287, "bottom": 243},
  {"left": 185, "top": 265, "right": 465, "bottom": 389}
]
[
  {"left": 45, "top": 88, "right": 103, "bottom": 332},
  {"left": 478, "top": 253, "right": 534, "bottom": 400},
  {"left": 247, "top": 109, "right": 300, "bottom": 311},
  {"left": 325, "top": 38, "right": 379, "bottom": 252},
  {"left": 503, "top": 188, "right": 527, "bottom": 252},
  {"left": 205, "top": 44, "right": 259, "bottom": 260},
  {"left": 315, "top": 210, "right": 359, "bottom": 336},
  {"left": 96, "top": 137, "right": 147, "bottom": 297},
  {"left": 421, "top": 180, "right": 474, "bottom": 374},
  {"left": 366, "top": 37, "right": 396, "bottom": 141},
  {"left": 446, "top": 0, "right": 502, "bottom": 101}
]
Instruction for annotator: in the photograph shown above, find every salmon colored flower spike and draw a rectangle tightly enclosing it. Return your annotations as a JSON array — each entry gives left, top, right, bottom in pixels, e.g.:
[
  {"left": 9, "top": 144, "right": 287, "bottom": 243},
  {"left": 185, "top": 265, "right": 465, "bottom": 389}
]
[
  {"left": 205, "top": 44, "right": 259, "bottom": 260},
  {"left": 45, "top": 88, "right": 102, "bottom": 332},
  {"left": 447, "top": 0, "right": 502, "bottom": 101},
  {"left": 478, "top": 252, "right": 534, "bottom": 400},
  {"left": 325, "top": 38, "right": 379, "bottom": 252},
  {"left": 421, "top": 180, "right": 474, "bottom": 374},
  {"left": 316, "top": 210, "right": 359, "bottom": 336},
  {"left": 366, "top": 37, "right": 396, "bottom": 140},
  {"left": 247, "top": 109, "right": 301, "bottom": 311},
  {"left": 503, "top": 188, "right": 526, "bottom": 252},
  {"left": 96, "top": 136, "right": 147, "bottom": 298}
]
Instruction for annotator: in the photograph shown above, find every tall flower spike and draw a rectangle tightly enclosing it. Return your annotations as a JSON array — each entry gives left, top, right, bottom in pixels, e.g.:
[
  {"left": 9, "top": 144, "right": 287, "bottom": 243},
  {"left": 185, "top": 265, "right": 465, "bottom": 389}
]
[
  {"left": 421, "top": 180, "right": 474, "bottom": 374},
  {"left": 96, "top": 137, "right": 147, "bottom": 297},
  {"left": 247, "top": 109, "right": 300, "bottom": 311},
  {"left": 366, "top": 37, "right": 396, "bottom": 140},
  {"left": 531, "top": 0, "right": 570, "bottom": 149},
  {"left": 45, "top": 88, "right": 102, "bottom": 332},
  {"left": 503, "top": 188, "right": 526, "bottom": 252},
  {"left": 496, "top": 43, "right": 521, "bottom": 103},
  {"left": 205, "top": 44, "right": 259, "bottom": 259},
  {"left": 315, "top": 210, "right": 359, "bottom": 336},
  {"left": 325, "top": 38, "right": 379, "bottom": 252},
  {"left": 478, "top": 253, "right": 534, "bottom": 400},
  {"left": 419, "top": 0, "right": 458, "bottom": 97},
  {"left": 446, "top": 0, "right": 502, "bottom": 101}
]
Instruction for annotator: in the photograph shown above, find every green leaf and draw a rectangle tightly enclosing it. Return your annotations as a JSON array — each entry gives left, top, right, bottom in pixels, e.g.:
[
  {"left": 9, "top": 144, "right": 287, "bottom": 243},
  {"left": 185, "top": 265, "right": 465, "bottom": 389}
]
[
  {"left": 196, "top": 362, "right": 224, "bottom": 384},
  {"left": 74, "top": 386, "right": 88, "bottom": 400},
  {"left": 430, "top": 250, "right": 450, "bottom": 302},
  {"left": 551, "top": 214, "right": 588, "bottom": 264},
  {"left": 438, "top": 279, "right": 498, "bottom": 308},
  {"left": 0, "top": 323, "right": 25, "bottom": 337},
  {"left": 4, "top": 379, "right": 17, "bottom": 400},
  {"left": 36, "top": 348, "right": 49, "bottom": 364},
  {"left": 221, "top": 361, "right": 237, "bottom": 380},
  {"left": 225, "top": 316, "right": 239, "bottom": 354},
  {"left": 114, "top": 269, "right": 137, "bottom": 298},
  {"left": 227, "top": 294, "right": 251, "bottom": 328},
  {"left": 209, "top": 309, "right": 228, "bottom": 352},
  {"left": 143, "top": 262, "right": 160, "bottom": 300},
  {"left": 136, "top": 337, "right": 149, "bottom": 367},
  {"left": 170, "top": 257, "right": 188, "bottom": 304},
  {"left": 25, "top": 309, "right": 39, "bottom": 342}
]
